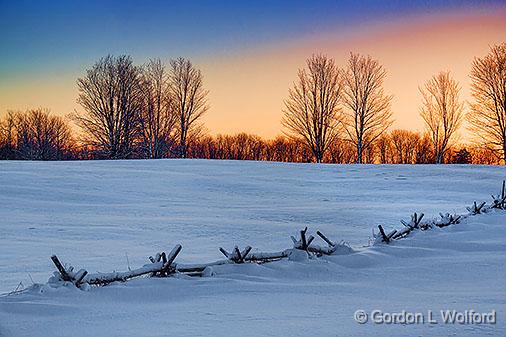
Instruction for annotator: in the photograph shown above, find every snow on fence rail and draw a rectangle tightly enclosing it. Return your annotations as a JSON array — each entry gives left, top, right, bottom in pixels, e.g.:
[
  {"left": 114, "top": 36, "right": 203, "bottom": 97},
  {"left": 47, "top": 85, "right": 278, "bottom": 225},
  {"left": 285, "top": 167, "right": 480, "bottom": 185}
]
[
  {"left": 49, "top": 227, "right": 348, "bottom": 289},
  {"left": 374, "top": 180, "right": 506, "bottom": 244},
  {"left": 49, "top": 180, "right": 506, "bottom": 289}
]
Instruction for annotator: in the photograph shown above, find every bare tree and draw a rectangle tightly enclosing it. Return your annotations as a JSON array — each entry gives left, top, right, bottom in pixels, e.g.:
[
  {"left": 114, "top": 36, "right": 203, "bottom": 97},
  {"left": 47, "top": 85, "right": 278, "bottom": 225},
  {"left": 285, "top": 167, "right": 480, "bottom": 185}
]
[
  {"left": 139, "top": 59, "right": 176, "bottom": 158},
  {"left": 169, "top": 57, "right": 209, "bottom": 158},
  {"left": 1, "top": 108, "right": 74, "bottom": 160},
  {"left": 0, "top": 111, "right": 17, "bottom": 159},
  {"left": 390, "top": 129, "right": 420, "bottom": 164},
  {"left": 325, "top": 138, "right": 356, "bottom": 164},
  {"left": 342, "top": 52, "right": 393, "bottom": 164},
  {"left": 282, "top": 54, "right": 343, "bottom": 163},
  {"left": 375, "top": 134, "right": 392, "bottom": 164},
  {"left": 471, "top": 146, "right": 501, "bottom": 165},
  {"left": 415, "top": 133, "right": 434, "bottom": 164},
  {"left": 468, "top": 43, "right": 506, "bottom": 164},
  {"left": 74, "top": 55, "right": 143, "bottom": 159},
  {"left": 420, "top": 71, "right": 464, "bottom": 164}
]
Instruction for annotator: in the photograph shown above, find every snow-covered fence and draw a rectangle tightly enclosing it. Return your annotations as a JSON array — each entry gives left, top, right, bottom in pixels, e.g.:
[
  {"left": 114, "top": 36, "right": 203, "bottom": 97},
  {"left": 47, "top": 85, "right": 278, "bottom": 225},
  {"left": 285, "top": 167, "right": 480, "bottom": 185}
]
[
  {"left": 48, "top": 180, "right": 505, "bottom": 288},
  {"left": 290, "top": 227, "right": 346, "bottom": 256},
  {"left": 219, "top": 246, "right": 252, "bottom": 263},
  {"left": 219, "top": 245, "right": 290, "bottom": 263},
  {"left": 49, "top": 228, "right": 348, "bottom": 288},
  {"left": 389, "top": 212, "right": 425, "bottom": 240},
  {"left": 374, "top": 180, "right": 506, "bottom": 244},
  {"left": 50, "top": 244, "right": 182, "bottom": 287},
  {"left": 491, "top": 180, "right": 506, "bottom": 209},
  {"left": 50, "top": 255, "right": 88, "bottom": 287},
  {"left": 466, "top": 201, "right": 487, "bottom": 215},
  {"left": 436, "top": 213, "right": 462, "bottom": 228},
  {"left": 377, "top": 225, "right": 397, "bottom": 243}
]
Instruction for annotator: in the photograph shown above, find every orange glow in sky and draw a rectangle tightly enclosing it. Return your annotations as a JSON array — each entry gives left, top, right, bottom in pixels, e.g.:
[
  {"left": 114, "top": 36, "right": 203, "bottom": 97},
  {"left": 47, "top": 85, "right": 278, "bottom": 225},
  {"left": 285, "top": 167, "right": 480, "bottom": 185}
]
[{"left": 1, "top": 7, "right": 505, "bottom": 140}]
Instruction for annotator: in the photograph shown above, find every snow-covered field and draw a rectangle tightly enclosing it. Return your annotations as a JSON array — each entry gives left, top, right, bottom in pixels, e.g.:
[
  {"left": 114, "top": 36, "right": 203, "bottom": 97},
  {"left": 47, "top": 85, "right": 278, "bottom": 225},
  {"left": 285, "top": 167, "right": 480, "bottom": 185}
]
[{"left": 0, "top": 160, "right": 504, "bottom": 336}]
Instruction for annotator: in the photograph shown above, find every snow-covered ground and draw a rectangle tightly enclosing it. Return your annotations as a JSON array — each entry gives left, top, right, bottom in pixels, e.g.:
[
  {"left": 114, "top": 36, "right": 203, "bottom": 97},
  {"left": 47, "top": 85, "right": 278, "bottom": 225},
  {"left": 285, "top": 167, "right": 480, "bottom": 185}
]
[{"left": 0, "top": 160, "right": 504, "bottom": 336}]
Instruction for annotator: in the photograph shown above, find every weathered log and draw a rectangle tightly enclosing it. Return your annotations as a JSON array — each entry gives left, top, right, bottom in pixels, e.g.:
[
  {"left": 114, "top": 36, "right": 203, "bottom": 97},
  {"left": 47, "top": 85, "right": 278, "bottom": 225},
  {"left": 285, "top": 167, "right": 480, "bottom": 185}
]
[
  {"left": 378, "top": 225, "right": 389, "bottom": 243},
  {"left": 491, "top": 180, "right": 506, "bottom": 209},
  {"left": 176, "top": 260, "right": 231, "bottom": 273},
  {"left": 400, "top": 219, "right": 413, "bottom": 229},
  {"left": 50, "top": 255, "right": 90, "bottom": 288},
  {"left": 292, "top": 227, "right": 315, "bottom": 251},
  {"left": 377, "top": 225, "right": 396, "bottom": 244},
  {"left": 300, "top": 228, "right": 308, "bottom": 249},
  {"left": 219, "top": 247, "right": 230, "bottom": 259},
  {"left": 312, "top": 230, "right": 348, "bottom": 255},
  {"left": 414, "top": 213, "right": 425, "bottom": 228},
  {"left": 50, "top": 255, "right": 73, "bottom": 282},
  {"left": 436, "top": 213, "right": 461, "bottom": 227},
  {"left": 239, "top": 246, "right": 252, "bottom": 262},
  {"left": 85, "top": 261, "right": 165, "bottom": 285},
  {"left": 233, "top": 246, "right": 242, "bottom": 260},
  {"left": 215, "top": 248, "right": 290, "bottom": 265},
  {"left": 74, "top": 269, "right": 88, "bottom": 286},
  {"left": 164, "top": 244, "right": 182, "bottom": 270},
  {"left": 316, "top": 231, "right": 335, "bottom": 247},
  {"left": 400, "top": 212, "right": 425, "bottom": 230},
  {"left": 71, "top": 245, "right": 183, "bottom": 285},
  {"left": 466, "top": 201, "right": 486, "bottom": 215},
  {"left": 391, "top": 226, "right": 412, "bottom": 240},
  {"left": 245, "top": 250, "right": 290, "bottom": 262},
  {"left": 306, "top": 245, "right": 336, "bottom": 255},
  {"left": 293, "top": 228, "right": 343, "bottom": 255},
  {"left": 219, "top": 245, "right": 252, "bottom": 263}
]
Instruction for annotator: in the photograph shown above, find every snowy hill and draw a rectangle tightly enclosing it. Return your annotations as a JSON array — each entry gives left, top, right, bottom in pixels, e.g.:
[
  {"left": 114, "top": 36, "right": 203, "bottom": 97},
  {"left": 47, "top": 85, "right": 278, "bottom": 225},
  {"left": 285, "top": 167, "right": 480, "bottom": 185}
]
[{"left": 0, "top": 160, "right": 504, "bottom": 336}]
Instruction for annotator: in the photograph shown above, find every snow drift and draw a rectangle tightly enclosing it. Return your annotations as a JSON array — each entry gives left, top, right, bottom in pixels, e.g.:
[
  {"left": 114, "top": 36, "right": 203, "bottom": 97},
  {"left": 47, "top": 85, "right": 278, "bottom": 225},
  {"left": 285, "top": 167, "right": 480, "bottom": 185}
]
[{"left": 0, "top": 160, "right": 504, "bottom": 336}]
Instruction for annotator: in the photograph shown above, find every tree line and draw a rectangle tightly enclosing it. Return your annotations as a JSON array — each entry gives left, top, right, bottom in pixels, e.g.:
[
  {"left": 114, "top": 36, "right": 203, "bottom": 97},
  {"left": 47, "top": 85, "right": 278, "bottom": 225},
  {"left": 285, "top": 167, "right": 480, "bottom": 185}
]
[
  {"left": 282, "top": 44, "right": 505, "bottom": 164},
  {"left": 0, "top": 43, "right": 505, "bottom": 164},
  {"left": 185, "top": 131, "right": 496, "bottom": 164}
]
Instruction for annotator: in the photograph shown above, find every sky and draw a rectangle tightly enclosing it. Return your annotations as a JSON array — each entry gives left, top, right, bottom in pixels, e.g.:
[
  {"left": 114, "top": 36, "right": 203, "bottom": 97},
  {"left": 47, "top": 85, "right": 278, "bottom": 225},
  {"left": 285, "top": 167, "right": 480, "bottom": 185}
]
[{"left": 1, "top": 0, "right": 505, "bottom": 138}]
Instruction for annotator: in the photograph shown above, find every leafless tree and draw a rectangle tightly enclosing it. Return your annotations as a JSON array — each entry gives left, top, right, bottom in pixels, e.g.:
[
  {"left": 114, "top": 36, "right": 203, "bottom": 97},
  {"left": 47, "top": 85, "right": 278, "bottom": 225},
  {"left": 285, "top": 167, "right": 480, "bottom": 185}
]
[
  {"left": 390, "top": 129, "right": 420, "bottom": 164},
  {"left": 470, "top": 146, "right": 501, "bottom": 165},
  {"left": 375, "top": 133, "right": 392, "bottom": 164},
  {"left": 74, "top": 55, "right": 143, "bottom": 159},
  {"left": 264, "top": 136, "right": 307, "bottom": 162},
  {"left": 414, "top": 133, "right": 434, "bottom": 164},
  {"left": 342, "top": 52, "right": 393, "bottom": 164},
  {"left": 0, "top": 111, "right": 17, "bottom": 159},
  {"left": 325, "top": 138, "right": 356, "bottom": 164},
  {"left": 139, "top": 59, "right": 177, "bottom": 158},
  {"left": 169, "top": 57, "right": 209, "bottom": 158},
  {"left": 282, "top": 54, "right": 343, "bottom": 163},
  {"left": 363, "top": 143, "right": 376, "bottom": 164},
  {"left": 0, "top": 108, "right": 74, "bottom": 160},
  {"left": 468, "top": 43, "right": 506, "bottom": 164},
  {"left": 419, "top": 71, "right": 464, "bottom": 164}
]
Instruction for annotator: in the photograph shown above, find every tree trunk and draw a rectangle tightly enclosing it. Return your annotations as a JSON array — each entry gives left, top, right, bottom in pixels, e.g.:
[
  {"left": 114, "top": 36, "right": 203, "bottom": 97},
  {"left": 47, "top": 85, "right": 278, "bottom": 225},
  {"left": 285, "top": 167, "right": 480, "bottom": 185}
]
[
  {"left": 503, "top": 140, "right": 506, "bottom": 164},
  {"left": 436, "top": 150, "right": 443, "bottom": 164},
  {"left": 357, "top": 142, "right": 363, "bottom": 164}
]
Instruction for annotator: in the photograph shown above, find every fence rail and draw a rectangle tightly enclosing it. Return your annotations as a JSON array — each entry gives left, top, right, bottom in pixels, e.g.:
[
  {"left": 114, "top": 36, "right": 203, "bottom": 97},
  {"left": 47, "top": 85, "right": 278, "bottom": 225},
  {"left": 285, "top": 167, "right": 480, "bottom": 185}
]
[{"left": 49, "top": 180, "right": 506, "bottom": 289}]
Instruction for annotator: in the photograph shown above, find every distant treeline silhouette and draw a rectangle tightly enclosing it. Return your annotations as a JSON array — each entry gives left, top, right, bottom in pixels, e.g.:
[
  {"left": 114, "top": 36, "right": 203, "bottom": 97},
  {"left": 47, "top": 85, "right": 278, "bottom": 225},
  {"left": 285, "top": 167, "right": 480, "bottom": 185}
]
[
  {"left": 0, "top": 43, "right": 505, "bottom": 164},
  {"left": 0, "top": 115, "right": 497, "bottom": 164}
]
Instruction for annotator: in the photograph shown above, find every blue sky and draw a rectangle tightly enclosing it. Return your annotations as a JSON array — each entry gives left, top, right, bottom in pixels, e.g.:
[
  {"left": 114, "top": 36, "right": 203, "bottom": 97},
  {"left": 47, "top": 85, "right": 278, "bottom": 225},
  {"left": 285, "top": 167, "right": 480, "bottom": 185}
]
[
  {"left": 1, "top": 0, "right": 502, "bottom": 77},
  {"left": 1, "top": 0, "right": 505, "bottom": 137}
]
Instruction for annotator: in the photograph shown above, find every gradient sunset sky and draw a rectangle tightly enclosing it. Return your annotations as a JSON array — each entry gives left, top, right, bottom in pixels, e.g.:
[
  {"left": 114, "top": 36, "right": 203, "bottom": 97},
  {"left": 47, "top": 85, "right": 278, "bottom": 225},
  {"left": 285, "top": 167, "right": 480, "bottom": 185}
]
[{"left": 1, "top": 0, "right": 505, "bottom": 138}]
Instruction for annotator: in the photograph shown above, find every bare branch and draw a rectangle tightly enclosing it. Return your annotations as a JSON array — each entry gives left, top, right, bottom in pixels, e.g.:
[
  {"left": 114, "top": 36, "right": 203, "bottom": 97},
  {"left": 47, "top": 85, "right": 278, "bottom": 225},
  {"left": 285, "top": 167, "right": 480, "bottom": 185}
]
[
  {"left": 342, "top": 53, "right": 393, "bottom": 163},
  {"left": 282, "top": 54, "right": 344, "bottom": 163}
]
